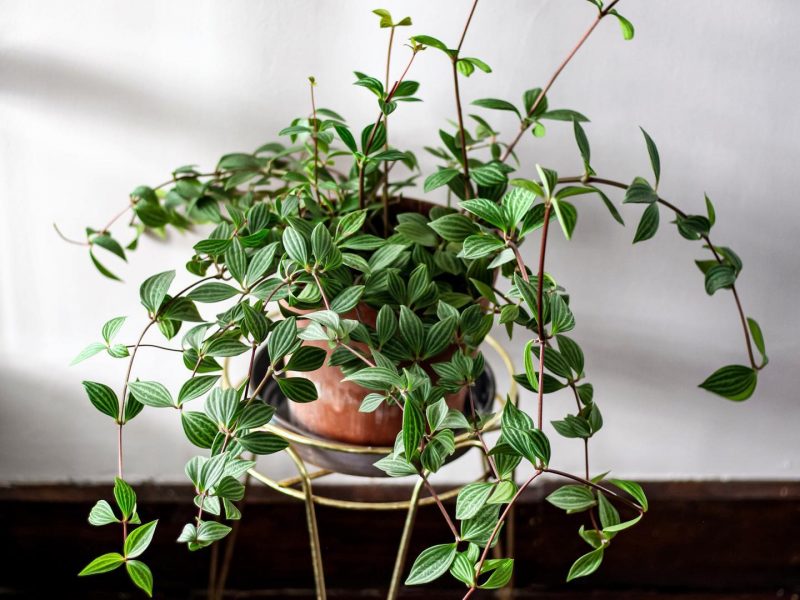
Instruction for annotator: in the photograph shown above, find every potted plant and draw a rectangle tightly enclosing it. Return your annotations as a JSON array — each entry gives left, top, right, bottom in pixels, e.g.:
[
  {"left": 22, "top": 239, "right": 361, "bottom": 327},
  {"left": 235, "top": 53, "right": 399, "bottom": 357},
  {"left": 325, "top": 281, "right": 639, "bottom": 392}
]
[{"left": 65, "top": 1, "right": 769, "bottom": 597}]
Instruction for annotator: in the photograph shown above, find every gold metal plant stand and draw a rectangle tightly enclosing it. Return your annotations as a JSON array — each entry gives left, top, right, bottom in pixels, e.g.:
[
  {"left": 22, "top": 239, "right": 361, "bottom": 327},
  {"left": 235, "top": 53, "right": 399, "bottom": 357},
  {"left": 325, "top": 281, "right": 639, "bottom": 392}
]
[{"left": 226, "top": 335, "right": 517, "bottom": 600}]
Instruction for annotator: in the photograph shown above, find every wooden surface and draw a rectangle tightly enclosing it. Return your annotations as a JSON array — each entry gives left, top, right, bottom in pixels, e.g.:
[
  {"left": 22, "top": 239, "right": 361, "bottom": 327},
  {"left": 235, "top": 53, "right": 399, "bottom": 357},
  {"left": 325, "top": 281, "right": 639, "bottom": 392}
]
[{"left": 1, "top": 481, "right": 798, "bottom": 598}]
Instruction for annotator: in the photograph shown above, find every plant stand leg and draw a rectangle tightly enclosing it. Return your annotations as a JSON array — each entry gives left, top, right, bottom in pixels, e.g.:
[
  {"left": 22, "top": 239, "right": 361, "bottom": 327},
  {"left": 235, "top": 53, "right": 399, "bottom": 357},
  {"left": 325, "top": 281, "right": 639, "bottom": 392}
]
[
  {"left": 286, "top": 446, "right": 327, "bottom": 600},
  {"left": 387, "top": 477, "right": 425, "bottom": 600}
]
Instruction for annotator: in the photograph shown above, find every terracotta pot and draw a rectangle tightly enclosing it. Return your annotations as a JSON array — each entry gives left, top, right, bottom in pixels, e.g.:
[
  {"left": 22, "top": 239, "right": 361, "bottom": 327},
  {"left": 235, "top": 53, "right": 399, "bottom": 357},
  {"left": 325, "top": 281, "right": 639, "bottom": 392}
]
[
  {"left": 284, "top": 302, "right": 467, "bottom": 446},
  {"left": 280, "top": 197, "right": 470, "bottom": 446}
]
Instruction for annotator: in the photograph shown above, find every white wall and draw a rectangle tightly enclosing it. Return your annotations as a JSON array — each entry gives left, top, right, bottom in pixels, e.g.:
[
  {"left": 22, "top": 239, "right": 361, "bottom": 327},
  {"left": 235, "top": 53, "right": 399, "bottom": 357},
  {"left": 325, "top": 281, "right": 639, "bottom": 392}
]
[{"left": 1, "top": 0, "right": 797, "bottom": 484}]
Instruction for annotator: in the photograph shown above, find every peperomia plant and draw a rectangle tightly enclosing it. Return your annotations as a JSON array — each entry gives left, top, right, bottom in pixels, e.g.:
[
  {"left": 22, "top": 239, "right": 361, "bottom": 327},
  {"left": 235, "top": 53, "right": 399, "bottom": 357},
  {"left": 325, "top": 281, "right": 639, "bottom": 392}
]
[{"left": 65, "top": 1, "right": 769, "bottom": 597}]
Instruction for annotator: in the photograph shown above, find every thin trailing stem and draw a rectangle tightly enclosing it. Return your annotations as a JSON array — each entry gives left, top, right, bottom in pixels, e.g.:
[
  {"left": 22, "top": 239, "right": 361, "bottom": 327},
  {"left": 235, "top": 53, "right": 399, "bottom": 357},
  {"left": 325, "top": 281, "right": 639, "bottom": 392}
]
[
  {"left": 463, "top": 470, "right": 543, "bottom": 598},
  {"left": 559, "top": 174, "right": 762, "bottom": 371},
  {"left": 420, "top": 473, "right": 460, "bottom": 540},
  {"left": 501, "top": 0, "right": 620, "bottom": 163},
  {"left": 468, "top": 386, "right": 499, "bottom": 480},
  {"left": 535, "top": 203, "right": 553, "bottom": 430},
  {"left": 52, "top": 223, "right": 89, "bottom": 246}
]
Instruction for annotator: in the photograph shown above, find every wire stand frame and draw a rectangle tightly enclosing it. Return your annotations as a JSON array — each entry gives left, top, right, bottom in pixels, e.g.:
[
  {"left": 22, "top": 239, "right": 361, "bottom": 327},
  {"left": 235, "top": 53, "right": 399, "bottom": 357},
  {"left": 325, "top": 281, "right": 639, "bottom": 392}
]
[{"left": 218, "top": 335, "right": 517, "bottom": 600}]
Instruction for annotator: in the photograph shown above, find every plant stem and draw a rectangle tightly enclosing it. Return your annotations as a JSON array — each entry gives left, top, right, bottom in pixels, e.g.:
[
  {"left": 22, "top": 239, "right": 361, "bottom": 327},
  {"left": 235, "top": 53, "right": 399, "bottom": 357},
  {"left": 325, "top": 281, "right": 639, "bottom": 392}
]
[
  {"left": 468, "top": 386, "right": 499, "bottom": 480},
  {"left": 309, "top": 79, "right": 321, "bottom": 203},
  {"left": 464, "top": 470, "right": 543, "bottom": 598},
  {"left": 450, "top": 0, "right": 480, "bottom": 200},
  {"left": 501, "top": 0, "right": 620, "bottom": 163},
  {"left": 560, "top": 174, "right": 762, "bottom": 371},
  {"left": 507, "top": 240, "right": 529, "bottom": 283},
  {"left": 535, "top": 203, "right": 553, "bottom": 429},
  {"left": 420, "top": 473, "right": 460, "bottom": 540},
  {"left": 381, "top": 26, "right": 396, "bottom": 236},
  {"left": 358, "top": 48, "right": 419, "bottom": 209}
]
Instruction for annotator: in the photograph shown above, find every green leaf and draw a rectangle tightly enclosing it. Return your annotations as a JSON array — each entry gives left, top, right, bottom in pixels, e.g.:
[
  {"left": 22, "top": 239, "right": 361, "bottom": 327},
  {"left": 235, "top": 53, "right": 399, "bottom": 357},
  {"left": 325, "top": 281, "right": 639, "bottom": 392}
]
[
  {"left": 92, "top": 234, "right": 126, "bottom": 260},
  {"left": 225, "top": 237, "right": 247, "bottom": 285},
  {"left": 359, "top": 393, "right": 386, "bottom": 413},
  {"left": 550, "top": 295, "right": 575, "bottom": 335},
  {"left": 286, "top": 346, "right": 327, "bottom": 372},
  {"left": 459, "top": 234, "right": 504, "bottom": 259},
  {"left": 603, "top": 514, "right": 643, "bottom": 533},
  {"left": 747, "top": 317, "right": 767, "bottom": 363},
  {"left": 82, "top": 381, "right": 119, "bottom": 420},
  {"left": 402, "top": 398, "right": 424, "bottom": 458},
  {"left": 556, "top": 335, "right": 584, "bottom": 376},
  {"left": 181, "top": 411, "right": 218, "bottom": 448},
  {"left": 424, "top": 317, "right": 457, "bottom": 359},
  {"left": 334, "top": 124, "right": 357, "bottom": 153},
  {"left": 374, "top": 454, "right": 418, "bottom": 477},
  {"left": 587, "top": 185, "right": 625, "bottom": 225},
  {"left": 479, "top": 558, "right": 514, "bottom": 589},
  {"left": 623, "top": 177, "right": 658, "bottom": 204},
  {"left": 246, "top": 243, "right": 279, "bottom": 285},
  {"left": 472, "top": 98, "right": 520, "bottom": 119},
  {"left": 236, "top": 403, "right": 275, "bottom": 430},
  {"left": 597, "top": 493, "right": 620, "bottom": 529},
  {"left": 215, "top": 476, "right": 245, "bottom": 501},
  {"left": 704, "top": 264, "right": 736, "bottom": 295},
  {"left": 78, "top": 552, "right": 125, "bottom": 576},
  {"left": 705, "top": 194, "right": 716, "bottom": 227},
  {"left": 114, "top": 477, "right": 136, "bottom": 520},
  {"left": 330, "top": 286, "right": 364, "bottom": 313},
  {"left": 424, "top": 168, "right": 460, "bottom": 193},
  {"left": 610, "top": 9, "right": 635, "bottom": 40},
  {"left": 311, "top": 223, "right": 334, "bottom": 264},
  {"left": 608, "top": 479, "right": 649, "bottom": 511},
  {"left": 632, "top": 202, "right": 659, "bottom": 243},
  {"left": 546, "top": 485, "right": 596, "bottom": 512},
  {"left": 126, "top": 560, "right": 153, "bottom": 597},
  {"left": 128, "top": 380, "right": 174, "bottom": 408},
  {"left": 282, "top": 227, "right": 308, "bottom": 265},
  {"left": 107, "top": 344, "right": 130, "bottom": 358},
  {"left": 345, "top": 366, "right": 402, "bottom": 390},
  {"left": 205, "top": 337, "right": 249, "bottom": 357},
  {"left": 640, "top": 127, "right": 660, "bottom": 186},
  {"left": 89, "top": 248, "right": 122, "bottom": 281},
  {"left": 241, "top": 303, "right": 268, "bottom": 343},
  {"left": 277, "top": 377, "right": 318, "bottom": 403},
  {"left": 566, "top": 547, "right": 604, "bottom": 581},
  {"left": 376, "top": 306, "right": 397, "bottom": 346},
  {"left": 88, "top": 499, "right": 119, "bottom": 526},
  {"left": 237, "top": 431, "right": 289, "bottom": 454},
  {"left": 410, "top": 34, "right": 449, "bottom": 53},
  {"left": 101, "top": 316, "right": 126, "bottom": 345},
  {"left": 71, "top": 342, "right": 107, "bottom": 366},
  {"left": 460, "top": 198, "right": 506, "bottom": 229},
  {"left": 450, "top": 551, "right": 475, "bottom": 587},
  {"left": 399, "top": 306, "right": 424, "bottom": 357},
  {"left": 456, "top": 482, "right": 495, "bottom": 520},
  {"left": 188, "top": 282, "right": 239, "bottom": 303},
  {"left": 268, "top": 317, "right": 297, "bottom": 363},
  {"left": 396, "top": 220, "right": 438, "bottom": 247},
  {"left": 197, "top": 520, "right": 232, "bottom": 543},
  {"left": 335, "top": 210, "right": 367, "bottom": 240},
  {"left": 140, "top": 270, "right": 175, "bottom": 314},
  {"left": 205, "top": 388, "right": 238, "bottom": 428},
  {"left": 405, "top": 543, "right": 457, "bottom": 585},
  {"left": 699, "top": 364, "right": 757, "bottom": 401},
  {"left": 488, "top": 480, "right": 517, "bottom": 505},
  {"left": 124, "top": 520, "right": 158, "bottom": 558},
  {"left": 550, "top": 197, "right": 577, "bottom": 240}
]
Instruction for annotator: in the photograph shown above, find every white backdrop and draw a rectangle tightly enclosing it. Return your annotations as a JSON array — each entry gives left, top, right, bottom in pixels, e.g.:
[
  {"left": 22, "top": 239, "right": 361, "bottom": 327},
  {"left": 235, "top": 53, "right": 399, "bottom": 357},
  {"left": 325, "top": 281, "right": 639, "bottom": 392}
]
[{"left": 1, "top": 0, "right": 797, "bottom": 484}]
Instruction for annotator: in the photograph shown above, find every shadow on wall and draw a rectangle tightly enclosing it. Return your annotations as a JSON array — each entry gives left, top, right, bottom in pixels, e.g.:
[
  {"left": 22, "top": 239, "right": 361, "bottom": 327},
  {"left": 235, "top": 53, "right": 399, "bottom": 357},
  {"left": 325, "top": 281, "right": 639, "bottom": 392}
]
[{"left": 0, "top": 50, "right": 207, "bottom": 133}]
